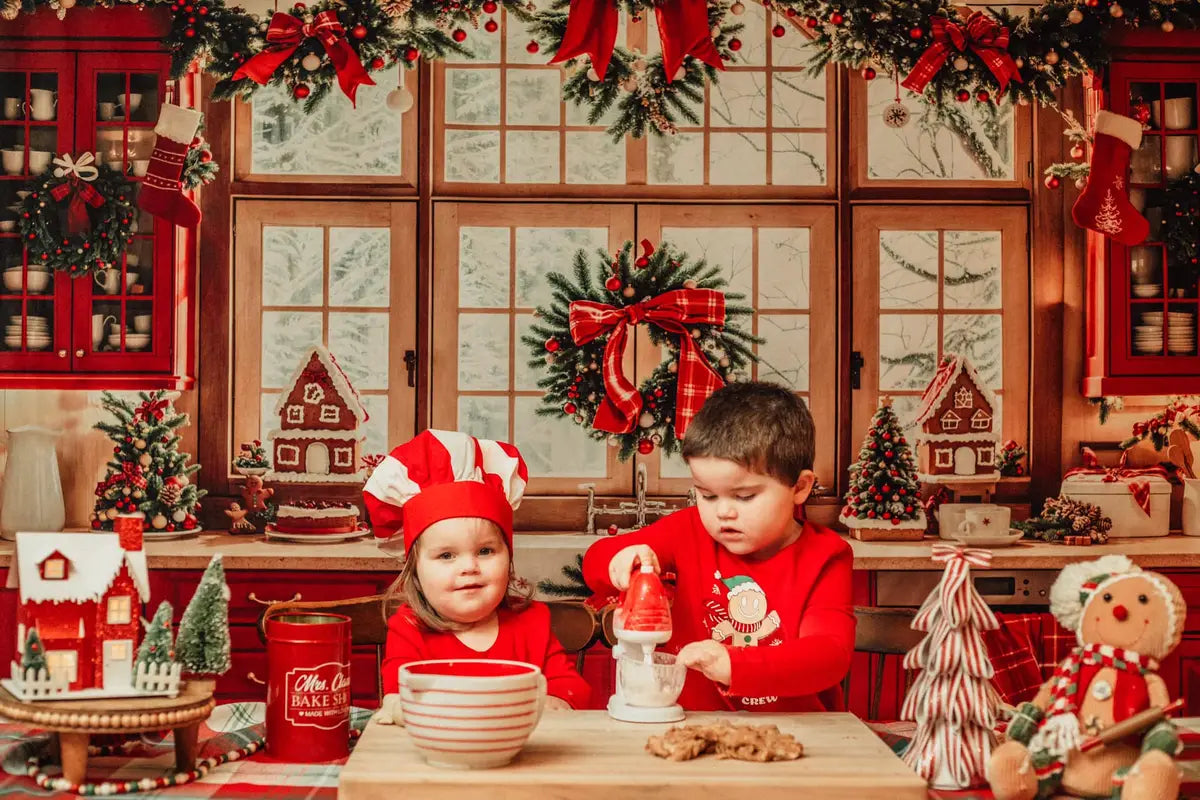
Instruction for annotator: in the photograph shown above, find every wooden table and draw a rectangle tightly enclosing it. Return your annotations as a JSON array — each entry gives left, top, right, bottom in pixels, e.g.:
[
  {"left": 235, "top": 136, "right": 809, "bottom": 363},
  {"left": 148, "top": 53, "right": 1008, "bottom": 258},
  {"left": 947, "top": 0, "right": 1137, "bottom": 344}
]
[
  {"left": 0, "top": 680, "right": 215, "bottom": 785},
  {"left": 338, "top": 711, "right": 928, "bottom": 800}
]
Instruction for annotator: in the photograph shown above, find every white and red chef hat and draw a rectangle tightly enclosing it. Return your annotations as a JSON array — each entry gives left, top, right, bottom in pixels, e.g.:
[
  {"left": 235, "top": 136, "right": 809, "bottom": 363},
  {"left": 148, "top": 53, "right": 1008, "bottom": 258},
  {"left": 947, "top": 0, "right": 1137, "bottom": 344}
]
[{"left": 363, "top": 430, "right": 528, "bottom": 554}]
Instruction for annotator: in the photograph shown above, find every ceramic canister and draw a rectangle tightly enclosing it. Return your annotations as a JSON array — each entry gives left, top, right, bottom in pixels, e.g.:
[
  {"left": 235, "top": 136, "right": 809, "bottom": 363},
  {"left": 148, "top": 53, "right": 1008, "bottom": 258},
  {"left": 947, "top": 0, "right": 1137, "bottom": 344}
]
[{"left": 265, "top": 612, "right": 351, "bottom": 761}]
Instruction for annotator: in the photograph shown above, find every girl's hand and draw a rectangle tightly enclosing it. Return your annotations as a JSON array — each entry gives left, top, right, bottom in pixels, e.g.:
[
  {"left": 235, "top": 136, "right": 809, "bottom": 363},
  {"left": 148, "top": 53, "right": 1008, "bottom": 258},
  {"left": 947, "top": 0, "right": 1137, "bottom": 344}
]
[
  {"left": 677, "top": 640, "right": 732, "bottom": 686},
  {"left": 609, "top": 545, "right": 659, "bottom": 590},
  {"left": 545, "top": 696, "right": 572, "bottom": 711}
]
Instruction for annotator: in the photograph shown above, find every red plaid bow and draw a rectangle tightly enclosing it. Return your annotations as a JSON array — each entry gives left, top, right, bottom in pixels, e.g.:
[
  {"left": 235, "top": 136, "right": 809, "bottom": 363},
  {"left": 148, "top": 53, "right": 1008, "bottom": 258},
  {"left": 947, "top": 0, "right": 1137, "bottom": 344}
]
[
  {"left": 551, "top": 0, "right": 722, "bottom": 83},
  {"left": 136, "top": 397, "right": 170, "bottom": 422},
  {"left": 901, "top": 12, "right": 1023, "bottom": 95},
  {"left": 1064, "top": 447, "right": 1169, "bottom": 517},
  {"left": 121, "top": 461, "right": 148, "bottom": 490},
  {"left": 569, "top": 287, "right": 725, "bottom": 438},
  {"left": 231, "top": 9, "right": 375, "bottom": 106},
  {"left": 50, "top": 176, "right": 104, "bottom": 236}
]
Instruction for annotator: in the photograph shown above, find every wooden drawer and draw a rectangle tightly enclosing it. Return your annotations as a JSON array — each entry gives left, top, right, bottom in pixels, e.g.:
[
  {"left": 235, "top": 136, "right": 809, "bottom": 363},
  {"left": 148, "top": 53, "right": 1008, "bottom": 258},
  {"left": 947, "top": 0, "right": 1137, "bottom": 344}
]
[{"left": 158, "top": 569, "right": 394, "bottom": 625}]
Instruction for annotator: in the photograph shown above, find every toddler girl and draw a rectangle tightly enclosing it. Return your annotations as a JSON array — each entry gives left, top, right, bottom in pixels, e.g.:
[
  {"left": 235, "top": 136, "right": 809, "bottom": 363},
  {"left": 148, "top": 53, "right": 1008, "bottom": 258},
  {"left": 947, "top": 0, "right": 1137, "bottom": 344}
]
[{"left": 364, "top": 430, "right": 591, "bottom": 715}]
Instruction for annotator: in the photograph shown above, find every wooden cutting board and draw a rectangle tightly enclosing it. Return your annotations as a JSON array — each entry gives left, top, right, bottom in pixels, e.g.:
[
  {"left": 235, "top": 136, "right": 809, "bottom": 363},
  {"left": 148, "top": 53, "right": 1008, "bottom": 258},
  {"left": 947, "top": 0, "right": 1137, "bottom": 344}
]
[{"left": 339, "top": 711, "right": 929, "bottom": 800}]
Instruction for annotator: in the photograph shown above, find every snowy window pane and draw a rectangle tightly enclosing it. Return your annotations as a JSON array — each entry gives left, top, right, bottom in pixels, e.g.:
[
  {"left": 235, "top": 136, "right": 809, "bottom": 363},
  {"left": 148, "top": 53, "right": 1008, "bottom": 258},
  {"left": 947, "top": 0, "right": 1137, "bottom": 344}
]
[
  {"left": 515, "top": 227, "right": 608, "bottom": 308},
  {"left": 458, "top": 313, "right": 510, "bottom": 390},
  {"left": 260, "top": 393, "right": 279, "bottom": 447},
  {"left": 879, "top": 313, "right": 938, "bottom": 391},
  {"left": 444, "top": 129, "right": 500, "bottom": 182},
  {"left": 565, "top": 132, "right": 625, "bottom": 183},
  {"left": 879, "top": 230, "right": 938, "bottom": 309},
  {"left": 943, "top": 314, "right": 1003, "bottom": 388},
  {"left": 507, "top": 131, "right": 560, "bottom": 183},
  {"left": 250, "top": 66, "right": 403, "bottom": 176},
  {"left": 513, "top": 396, "right": 607, "bottom": 477},
  {"left": 710, "top": 133, "right": 765, "bottom": 184},
  {"left": 513, "top": 313, "right": 543, "bottom": 392},
  {"left": 889, "top": 395, "right": 922, "bottom": 430},
  {"left": 662, "top": 226, "right": 753, "bottom": 300},
  {"left": 660, "top": 449, "right": 692, "bottom": 480},
  {"left": 330, "top": 228, "right": 390, "bottom": 308},
  {"left": 757, "top": 314, "right": 810, "bottom": 391},
  {"left": 359, "top": 394, "right": 388, "bottom": 458},
  {"left": 944, "top": 230, "right": 1003, "bottom": 309},
  {"left": 262, "top": 226, "right": 323, "bottom": 307},
  {"left": 866, "top": 75, "right": 1014, "bottom": 181},
  {"left": 458, "top": 395, "right": 509, "bottom": 442},
  {"left": 446, "top": 23, "right": 501, "bottom": 63},
  {"left": 261, "top": 311, "right": 323, "bottom": 388},
  {"left": 772, "top": 133, "right": 826, "bottom": 185},
  {"left": 446, "top": 68, "right": 502, "bottom": 125},
  {"left": 710, "top": 72, "right": 767, "bottom": 129},
  {"left": 772, "top": 72, "right": 825, "bottom": 128},
  {"left": 648, "top": 132, "right": 704, "bottom": 185},
  {"left": 329, "top": 311, "right": 389, "bottom": 390},
  {"left": 758, "top": 228, "right": 809, "bottom": 309},
  {"left": 459, "top": 227, "right": 511, "bottom": 308},
  {"left": 506, "top": 71, "right": 560, "bottom": 126}
]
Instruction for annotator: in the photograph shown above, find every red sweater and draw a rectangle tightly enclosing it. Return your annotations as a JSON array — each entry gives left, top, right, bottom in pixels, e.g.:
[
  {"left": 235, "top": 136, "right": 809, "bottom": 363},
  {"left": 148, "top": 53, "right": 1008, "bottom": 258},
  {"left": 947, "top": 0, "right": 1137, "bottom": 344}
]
[
  {"left": 583, "top": 507, "right": 855, "bottom": 712},
  {"left": 382, "top": 601, "right": 592, "bottom": 709}
]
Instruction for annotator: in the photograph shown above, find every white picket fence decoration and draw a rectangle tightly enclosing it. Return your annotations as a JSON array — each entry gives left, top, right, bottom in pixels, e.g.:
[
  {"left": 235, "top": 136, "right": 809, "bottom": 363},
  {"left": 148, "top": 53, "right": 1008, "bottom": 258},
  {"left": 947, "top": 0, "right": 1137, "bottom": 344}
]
[
  {"left": 134, "top": 661, "right": 182, "bottom": 695},
  {"left": 9, "top": 661, "right": 68, "bottom": 697}
]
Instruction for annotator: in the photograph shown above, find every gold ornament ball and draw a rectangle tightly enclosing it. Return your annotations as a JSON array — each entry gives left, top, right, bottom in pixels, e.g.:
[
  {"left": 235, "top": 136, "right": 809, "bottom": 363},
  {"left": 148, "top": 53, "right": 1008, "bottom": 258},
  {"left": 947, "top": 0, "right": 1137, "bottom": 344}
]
[
  {"left": 719, "top": 356, "right": 731, "bottom": 367},
  {"left": 586, "top": 67, "right": 600, "bottom": 81},
  {"left": 106, "top": 507, "right": 119, "bottom": 520},
  {"left": 386, "top": 87, "right": 414, "bottom": 113},
  {"left": 633, "top": 59, "right": 647, "bottom": 72},
  {"left": 1014, "top": 57, "right": 1024, "bottom": 68},
  {"left": 139, "top": 453, "right": 152, "bottom": 467},
  {"left": 622, "top": 286, "right": 636, "bottom": 298},
  {"left": 545, "top": 352, "right": 557, "bottom": 365},
  {"left": 1109, "top": 3, "right": 1123, "bottom": 17},
  {"left": 621, "top": 77, "right": 637, "bottom": 92},
  {"left": 573, "top": 413, "right": 585, "bottom": 424},
  {"left": 133, "top": 489, "right": 144, "bottom": 499},
  {"left": 60, "top": 0, "right": 76, "bottom": 7},
  {"left": 1044, "top": 50, "right": 1059, "bottom": 65},
  {"left": 152, "top": 514, "right": 168, "bottom": 530},
  {"left": 1067, "top": 8, "right": 1083, "bottom": 23},
  {"left": 952, "top": 56, "right": 968, "bottom": 71},
  {"left": 608, "top": 435, "right": 621, "bottom": 447},
  {"left": 730, "top": 1, "right": 744, "bottom": 13},
  {"left": 1163, "top": 20, "right": 1175, "bottom": 32},
  {"left": 173, "top": 509, "right": 187, "bottom": 523},
  {"left": 682, "top": 279, "right": 698, "bottom": 289},
  {"left": 710, "top": 25, "right": 720, "bottom": 38},
  {"left": 587, "top": 392, "right": 596, "bottom": 401},
  {"left": 667, "top": 361, "right": 677, "bottom": 373},
  {"left": 639, "top": 412, "right": 656, "bottom": 428},
  {"left": 301, "top": 53, "right": 321, "bottom": 71},
  {"left": 123, "top": 487, "right": 131, "bottom": 496},
  {"left": 134, "top": 438, "right": 146, "bottom": 449},
  {"left": 1075, "top": 177, "right": 1087, "bottom": 189}
]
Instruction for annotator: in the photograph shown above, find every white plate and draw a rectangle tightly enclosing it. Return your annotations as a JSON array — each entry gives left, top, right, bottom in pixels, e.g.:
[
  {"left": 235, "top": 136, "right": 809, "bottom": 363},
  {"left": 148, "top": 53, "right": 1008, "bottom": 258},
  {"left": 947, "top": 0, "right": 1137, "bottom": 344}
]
[
  {"left": 264, "top": 526, "right": 370, "bottom": 543},
  {"left": 952, "top": 529, "right": 1025, "bottom": 548},
  {"left": 143, "top": 524, "right": 203, "bottom": 541}
]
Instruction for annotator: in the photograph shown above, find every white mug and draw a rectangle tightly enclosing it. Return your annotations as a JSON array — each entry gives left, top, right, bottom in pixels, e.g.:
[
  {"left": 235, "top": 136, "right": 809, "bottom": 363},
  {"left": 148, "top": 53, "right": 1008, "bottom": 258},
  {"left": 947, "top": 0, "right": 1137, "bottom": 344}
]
[
  {"left": 91, "top": 313, "right": 116, "bottom": 349},
  {"left": 98, "top": 102, "right": 115, "bottom": 121},
  {"left": 1, "top": 149, "right": 22, "bottom": 176},
  {"left": 133, "top": 313, "right": 152, "bottom": 334},
  {"left": 119, "top": 93, "right": 142, "bottom": 115},
  {"left": 28, "top": 89, "right": 55, "bottom": 122},
  {"left": 957, "top": 506, "right": 1012, "bottom": 540},
  {"left": 2, "top": 98, "right": 21, "bottom": 120},
  {"left": 93, "top": 269, "right": 121, "bottom": 295},
  {"left": 27, "top": 151, "right": 51, "bottom": 174}
]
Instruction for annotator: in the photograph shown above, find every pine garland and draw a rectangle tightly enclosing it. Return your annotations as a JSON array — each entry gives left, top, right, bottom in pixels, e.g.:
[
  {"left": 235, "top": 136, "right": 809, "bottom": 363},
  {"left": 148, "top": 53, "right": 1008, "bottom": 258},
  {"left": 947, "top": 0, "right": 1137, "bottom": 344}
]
[
  {"left": 522, "top": 239, "right": 761, "bottom": 461},
  {"left": 182, "top": 119, "right": 219, "bottom": 191},
  {"left": 537, "top": 554, "right": 590, "bottom": 598},
  {"left": 17, "top": 162, "right": 137, "bottom": 277}
]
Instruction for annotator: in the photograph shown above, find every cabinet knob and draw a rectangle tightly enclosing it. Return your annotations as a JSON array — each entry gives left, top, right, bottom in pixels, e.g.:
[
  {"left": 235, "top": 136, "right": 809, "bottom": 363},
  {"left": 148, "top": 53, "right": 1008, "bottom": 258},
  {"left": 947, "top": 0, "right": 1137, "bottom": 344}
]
[
  {"left": 75, "top": 349, "right": 84, "bottom": 358},
  {"left": 57, "top": 349, "right": 66, "bottom": 358}
]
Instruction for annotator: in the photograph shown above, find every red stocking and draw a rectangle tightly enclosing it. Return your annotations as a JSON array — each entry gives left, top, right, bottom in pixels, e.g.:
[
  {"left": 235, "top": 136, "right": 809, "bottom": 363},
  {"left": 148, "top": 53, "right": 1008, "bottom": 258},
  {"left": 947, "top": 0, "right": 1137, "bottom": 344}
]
[
  {"left": 137, "top": 104, "right": 202, "bottom": 229},
  {"left": 1071, "top": 110, "right": 1149, "bottom": 246}
]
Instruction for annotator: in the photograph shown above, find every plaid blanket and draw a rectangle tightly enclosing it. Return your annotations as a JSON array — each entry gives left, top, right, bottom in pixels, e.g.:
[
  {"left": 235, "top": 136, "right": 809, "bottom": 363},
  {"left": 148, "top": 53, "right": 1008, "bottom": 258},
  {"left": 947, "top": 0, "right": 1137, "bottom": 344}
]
[{"left": 0, "top": 703, "right": 373, "bottom": 800}]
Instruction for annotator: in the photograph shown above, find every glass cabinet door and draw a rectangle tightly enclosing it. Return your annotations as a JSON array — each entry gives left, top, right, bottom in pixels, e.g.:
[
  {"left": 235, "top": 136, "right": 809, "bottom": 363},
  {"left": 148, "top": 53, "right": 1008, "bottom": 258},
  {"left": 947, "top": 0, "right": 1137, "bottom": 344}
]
[
  {"left": 0, "top": 52, "right": 74, "bottom": 372},
  {"left": 73, "top": 53, "right": 173, "bottom": 372},
  {"left": 1113, "top": 66, "right": 1200, "bottom": 375}
]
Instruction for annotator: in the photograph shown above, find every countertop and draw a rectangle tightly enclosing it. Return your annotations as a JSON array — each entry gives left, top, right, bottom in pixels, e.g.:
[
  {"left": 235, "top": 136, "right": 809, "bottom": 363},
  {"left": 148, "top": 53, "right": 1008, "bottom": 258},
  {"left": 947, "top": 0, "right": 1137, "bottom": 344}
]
[{"left": 0, "top": 532, "right": 1198, "bottom": 582}]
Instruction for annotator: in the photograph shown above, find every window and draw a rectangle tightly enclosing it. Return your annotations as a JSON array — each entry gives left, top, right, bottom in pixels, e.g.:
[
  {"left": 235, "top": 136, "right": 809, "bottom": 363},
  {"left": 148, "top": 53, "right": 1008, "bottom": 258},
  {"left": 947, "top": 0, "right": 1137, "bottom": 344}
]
[
  {"left": 333, "top": 446, "right": 353, "bottom": 468},
  {"left": 107, "top": 641, "right": 128, "bottom": 660},
  {"left": 232, "top": 201, "right": 418, "bottom": 466},
  {"left": 106, "top": 595, "right": 131, "bottom": 625},
  {"left": 935, "top": 448, "right": 953, "bottom": 468},
  {"left": 319, "top": 404, "right": 341, "bottom": 423},
  {"left": 41, "top": 558, "right": 65, "bottom": 580},
  {"left": 954, "top": 386, "right": 973, "bottom": 409},
  {"left": 940, "top": 410, "right": 961, "bottom": 431},
  {"left": 46, "top": 650, "right": 77, "bottom": 683},
  {"left": 277, "top": 444, "right": 300, "bottom": 466},
  {"left": 978, "top": 447, "right": 995, "bottom": 466},
  {"left": 303, "top": 384, "right": 325, "bottom": 404},
  {"left": 971, "top": 410, "right": 992, "bottom": 430}
]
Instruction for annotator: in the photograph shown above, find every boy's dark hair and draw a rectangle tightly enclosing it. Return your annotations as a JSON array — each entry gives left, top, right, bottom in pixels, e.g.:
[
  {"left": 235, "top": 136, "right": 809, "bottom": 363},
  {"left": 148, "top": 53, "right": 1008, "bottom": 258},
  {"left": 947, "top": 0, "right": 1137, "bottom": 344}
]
[{"left": 681, "top": 381, "right": 815, "bottom": 485}]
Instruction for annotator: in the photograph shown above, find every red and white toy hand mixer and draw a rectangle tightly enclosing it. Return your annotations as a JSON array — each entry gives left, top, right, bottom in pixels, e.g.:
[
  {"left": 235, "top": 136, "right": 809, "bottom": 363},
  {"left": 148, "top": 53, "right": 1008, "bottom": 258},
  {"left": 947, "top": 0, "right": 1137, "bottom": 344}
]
[{"left": 607, "top": 564, "right": 686, "bottom": 723}]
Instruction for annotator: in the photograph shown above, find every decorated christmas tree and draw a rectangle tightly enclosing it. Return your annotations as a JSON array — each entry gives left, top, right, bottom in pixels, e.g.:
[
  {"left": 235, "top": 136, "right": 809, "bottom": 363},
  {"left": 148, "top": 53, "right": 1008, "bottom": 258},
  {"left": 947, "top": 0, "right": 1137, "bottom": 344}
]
[
  {"left": 136, "top": 601, "right": 175, "bottom": 668},
  {"left": 901, "top": 544, "right": 1002, "bottom": 790},
  {"left": 92, "top": 391, "right": 206, "bottom": 535},
  {"left": 21, "top": 628, "right": 46, "bottom": 673},
  {"left": 176, "top": 555, "right": 231, "bottom": 679},
  {"left": 839, "top": 397, "right": 926, "bottom": 537}
]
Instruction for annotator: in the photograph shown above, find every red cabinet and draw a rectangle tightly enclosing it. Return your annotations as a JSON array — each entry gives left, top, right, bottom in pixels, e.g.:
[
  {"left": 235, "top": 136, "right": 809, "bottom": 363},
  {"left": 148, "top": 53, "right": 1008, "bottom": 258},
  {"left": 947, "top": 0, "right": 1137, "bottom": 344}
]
[{"left": 0, "top": 8, "right": 196, "bottom": 389}]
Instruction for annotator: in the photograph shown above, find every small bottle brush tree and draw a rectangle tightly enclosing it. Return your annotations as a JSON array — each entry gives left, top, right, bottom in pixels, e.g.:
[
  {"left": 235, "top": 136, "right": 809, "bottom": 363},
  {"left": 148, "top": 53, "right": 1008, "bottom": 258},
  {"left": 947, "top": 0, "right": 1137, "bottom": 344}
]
[
  {"left": 21, "top": 628, "right": 46, "bottom": 674},
  {"left": 136, "top": 601, "right": 176, "bottom": 668},
  {"left": 92, "top": 390, "right": 206, "bottom": 534},
  {"left": 176, "top": 555, "right": 231, "bottom": 680},
  {"left": 839, "top": 397, "right": 926, "bottom": 531}
]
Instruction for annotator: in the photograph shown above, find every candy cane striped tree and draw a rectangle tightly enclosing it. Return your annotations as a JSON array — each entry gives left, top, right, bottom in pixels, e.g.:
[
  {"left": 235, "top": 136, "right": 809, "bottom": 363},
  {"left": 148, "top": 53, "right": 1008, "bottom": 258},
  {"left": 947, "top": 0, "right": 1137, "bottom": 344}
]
[{"left": 900, "top": 544, "right": 1003, "bottom": 790}]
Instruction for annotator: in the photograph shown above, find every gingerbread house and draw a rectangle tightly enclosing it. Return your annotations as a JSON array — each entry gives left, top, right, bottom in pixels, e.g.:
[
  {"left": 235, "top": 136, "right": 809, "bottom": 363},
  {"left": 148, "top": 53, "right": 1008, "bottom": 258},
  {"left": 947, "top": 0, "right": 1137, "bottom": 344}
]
[
  {"left": 6, "top": 530, "right": 149, "bottom": 691},
  {"left": 267, "top": 345, "right": 368, "bottom": 483},
  {"left": 910, "top": 354, "right": 1000, "bottom": 480}
]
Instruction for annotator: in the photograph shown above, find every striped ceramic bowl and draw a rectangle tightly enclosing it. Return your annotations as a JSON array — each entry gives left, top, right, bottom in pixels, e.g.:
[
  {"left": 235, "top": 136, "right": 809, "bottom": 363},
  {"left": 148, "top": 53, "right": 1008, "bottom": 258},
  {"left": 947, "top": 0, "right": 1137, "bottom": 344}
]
[{"left": 398, "top": 659, "right": 546, "bottom": 769}]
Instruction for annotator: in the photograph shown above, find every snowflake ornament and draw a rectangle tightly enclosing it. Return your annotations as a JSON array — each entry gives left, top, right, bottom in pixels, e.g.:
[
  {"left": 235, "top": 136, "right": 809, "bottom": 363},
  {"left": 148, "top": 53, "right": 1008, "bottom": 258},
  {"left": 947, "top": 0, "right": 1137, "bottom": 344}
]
[{"left": 883, "top": 101, "right": 910, "bottom": 129}]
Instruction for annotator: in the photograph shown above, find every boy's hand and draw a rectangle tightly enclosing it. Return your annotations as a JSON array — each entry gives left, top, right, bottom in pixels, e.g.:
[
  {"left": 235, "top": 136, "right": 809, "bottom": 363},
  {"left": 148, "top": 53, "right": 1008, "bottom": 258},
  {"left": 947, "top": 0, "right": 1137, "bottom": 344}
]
[
  {"left": 609, "top": 545, "right": 659, "bottom": 590},
  {"left": 677, "top": 640, "right": 732, "bottom": 686},
  {"left": 545, "top": 696, "right": 572, "bottom": 711}
]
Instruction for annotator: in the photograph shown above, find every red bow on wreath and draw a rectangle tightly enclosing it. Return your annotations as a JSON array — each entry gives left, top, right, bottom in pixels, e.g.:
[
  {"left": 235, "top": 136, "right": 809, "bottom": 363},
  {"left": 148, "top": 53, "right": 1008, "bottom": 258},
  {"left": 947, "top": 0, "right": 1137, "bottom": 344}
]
[
  {"left": 569, "top": 286, "right": 725, "bottom": 438},
  {"left": 901, "top": 12, "right": 1023, "bottom": 95},
  {"left": 1064, "top": 447, "right": 1169, "bottom": 517},
  {"left": 551, "top": 0, "right": 723, "bottom": 84},
  {"left": 231, "top": 10, "right": 375, "bottom": 106},
  {"left": 136, "top": 397, "right": 170, "bottom": 422},
  {"left": 48, "top": 154, "right": 104, "bottom": 236}
]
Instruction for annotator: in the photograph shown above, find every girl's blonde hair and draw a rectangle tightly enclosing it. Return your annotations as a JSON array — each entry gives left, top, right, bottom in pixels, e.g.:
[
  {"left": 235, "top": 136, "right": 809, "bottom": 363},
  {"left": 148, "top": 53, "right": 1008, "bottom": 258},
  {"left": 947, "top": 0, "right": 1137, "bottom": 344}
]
[{"left": 382, "top": 520, "right": 532, "bottom": 633}]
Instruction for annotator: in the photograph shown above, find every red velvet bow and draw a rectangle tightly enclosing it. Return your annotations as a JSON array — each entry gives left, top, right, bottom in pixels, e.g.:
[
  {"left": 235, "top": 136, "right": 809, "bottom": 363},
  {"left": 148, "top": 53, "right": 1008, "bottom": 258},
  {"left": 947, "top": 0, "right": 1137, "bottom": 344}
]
[
  {"left": 136, "top": 397, "right": 170, "bottom": 422},
  {"left": 231, "top": 10, "right": 375, "bottom": 106},
  {"left": 49, "top": 176, "right": 104, "bottom": 236},
  {"left": 901, "top": 12, "right": 1023, "bottom": 95},
  {"left": 569, "top": 287, "right": 725, "bottom": 438},
  {"left": 551, "top": 0, "right": 723, "bottom": 83},
  {"left": 1064, "top": 447, "right": 1169, "bottom": 517}
]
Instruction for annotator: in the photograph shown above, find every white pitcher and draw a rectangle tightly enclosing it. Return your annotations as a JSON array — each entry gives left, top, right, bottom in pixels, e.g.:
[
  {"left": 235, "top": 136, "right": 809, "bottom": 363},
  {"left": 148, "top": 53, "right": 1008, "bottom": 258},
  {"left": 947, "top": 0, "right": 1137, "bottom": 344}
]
[{"left": 0, "top": 426, "right": 65, "bottom": 539}]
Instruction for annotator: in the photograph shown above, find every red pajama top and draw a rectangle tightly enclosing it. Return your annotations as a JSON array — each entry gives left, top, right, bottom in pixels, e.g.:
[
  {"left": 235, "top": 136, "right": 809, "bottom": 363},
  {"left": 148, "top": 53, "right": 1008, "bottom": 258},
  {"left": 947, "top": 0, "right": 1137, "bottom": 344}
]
[
  {"left": 382, "top": 601, "right": 592, "bottom": 709},
  {"left": 583, "top": 507, "right": 855, "bottom": 712}
]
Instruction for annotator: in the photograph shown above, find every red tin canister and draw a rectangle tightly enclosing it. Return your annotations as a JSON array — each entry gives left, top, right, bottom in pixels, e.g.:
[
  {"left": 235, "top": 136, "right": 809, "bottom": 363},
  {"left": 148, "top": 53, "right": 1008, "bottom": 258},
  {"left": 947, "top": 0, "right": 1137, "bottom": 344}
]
[{"left": 265, "top": 612, "right": 351, "bottom": 762}]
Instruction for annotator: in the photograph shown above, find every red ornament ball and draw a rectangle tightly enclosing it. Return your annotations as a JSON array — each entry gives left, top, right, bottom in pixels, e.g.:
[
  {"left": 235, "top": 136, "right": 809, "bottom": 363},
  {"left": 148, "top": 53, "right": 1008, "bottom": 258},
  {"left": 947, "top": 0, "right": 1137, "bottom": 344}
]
[
  {"left": 605, "top": 275, "right": 622, "bottom": 291},
  {"left": 371, "top": 56, "right": 385, "bottom": 70},
  {"left": 526, "top": 40, "right": 539, "bottom": 54},
  {"left": 637, "top": 439, "right": 655, "bottom": 455},
  {"left": 728, "top": 37, "right": 742, "bottom": 51},
  {"left": 885, "top": 450, "right": 894, "bottom": 458},
  {"left": 404, "top": 47, "right": 420, "bottom": 62},
  {"left": 976, "top": 89, "right": 990, "bottom": 102},
  {"left": 484, "top": 18, "right": 498, "bottom": 32},
  {"left": 882, "top": 432, "right": 891, "bottom": 441},
  {"left": 1044, "top": 174, "right": 1061, "bottom": 189},
  {"left": 564, "top": 402, "right": 577, "bottom": 415},
  {"left": 862, "top": 66, "right": 876, "bottom": 80},
  {"left": 955, "top": 89, "right": 970, "bottom": 102},
  {"left": 635, "top": 256, "right": 649, "bottom": 268},
  {"left": 293, "top": 83, "right": 311, "bottom": 99},
  {"left": 909, "top": 26, "right": 923, "bottom": 39},
  {"left": 184, "top": 28, "right": 195, "bottom": 37},
  {"left": 452, "top": 28, "right": 467, "bottom": 42},
  {"left": 352, "top": 23, "right": 367, "bottom": 38},
  {"left": 545, "top": 337, "right": 560, "bottom": 352},
  {"left": 483, "top": 0, "right": 497, "bottom": 9},
  {"left": 198, "top": 5, "right": 207, "bottom": 12},
  {"left": 772, "top": 24, "right": 785, "bottom": 37},
  {"left": 805, "top": 16, "right": 818, "bottom": 28},
  {"left": 607, "top": 524, "right": 619, "bottom": 536},
  {"left": 830, "top": 11, "right": 843, "bottom": 24},
  {"left": 866, "top": 510, "right": 876, "bottom": 519},
  {"left": 167, "top": 523, "right": 176, "bottom": 532}
]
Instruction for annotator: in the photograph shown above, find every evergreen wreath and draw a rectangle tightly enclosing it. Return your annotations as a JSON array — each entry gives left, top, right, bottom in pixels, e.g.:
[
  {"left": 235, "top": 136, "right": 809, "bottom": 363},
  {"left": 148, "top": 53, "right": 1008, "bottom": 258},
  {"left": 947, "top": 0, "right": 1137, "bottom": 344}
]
[
  {"left": 16, "top": 160, "right": 136, "bottom": 278},
  {"left": 523, "top": 239, "right": 761, "bottom": 461},
  {"left": 183, "top": 122, "right": 219, "bottom": 191}
]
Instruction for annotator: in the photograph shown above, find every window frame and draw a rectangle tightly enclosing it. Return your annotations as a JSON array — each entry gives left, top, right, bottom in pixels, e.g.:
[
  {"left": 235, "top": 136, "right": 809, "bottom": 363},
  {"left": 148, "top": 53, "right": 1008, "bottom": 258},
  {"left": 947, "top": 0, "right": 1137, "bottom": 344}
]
[{"left": 106, "top": 595, "right": 132, "bottom": 626}]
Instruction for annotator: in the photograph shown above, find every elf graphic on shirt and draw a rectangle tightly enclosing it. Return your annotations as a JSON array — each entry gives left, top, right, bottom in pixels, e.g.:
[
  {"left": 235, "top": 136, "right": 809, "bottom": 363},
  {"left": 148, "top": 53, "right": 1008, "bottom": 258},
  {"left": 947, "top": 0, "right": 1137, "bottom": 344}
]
[{"left": 710, "top": 575, "right": 781, "bottom": 647}]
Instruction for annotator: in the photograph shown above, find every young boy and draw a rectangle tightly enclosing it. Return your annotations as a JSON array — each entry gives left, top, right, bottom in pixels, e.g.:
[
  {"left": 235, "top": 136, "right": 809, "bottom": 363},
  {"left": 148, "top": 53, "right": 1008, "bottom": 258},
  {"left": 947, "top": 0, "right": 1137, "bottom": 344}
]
[{"left": 582, "top": 381, "right": 854, "bottom": 712}]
